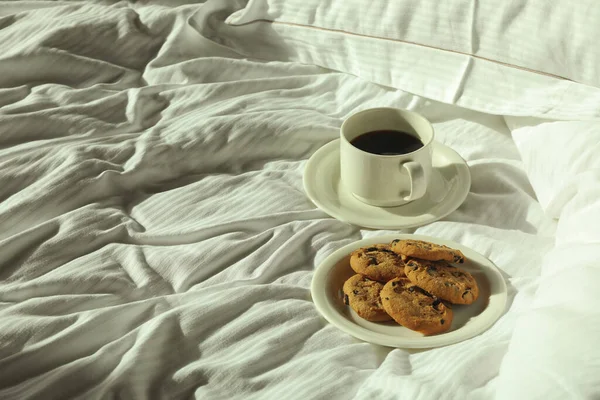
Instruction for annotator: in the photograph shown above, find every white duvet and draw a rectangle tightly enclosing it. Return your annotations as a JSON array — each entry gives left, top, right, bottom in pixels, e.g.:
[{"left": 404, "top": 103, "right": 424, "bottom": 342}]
[{"left": 0, "top": 1, "right": 599, "bottom": 399}]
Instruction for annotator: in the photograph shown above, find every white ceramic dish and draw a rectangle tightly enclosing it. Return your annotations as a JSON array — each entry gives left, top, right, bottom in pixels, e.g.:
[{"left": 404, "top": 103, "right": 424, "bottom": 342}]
[
  {"left": 310, "top": 234, "right": 508, "bottom": 348},
  {"left": 303, "top": 140, "right": 471, "bottom": 229}
]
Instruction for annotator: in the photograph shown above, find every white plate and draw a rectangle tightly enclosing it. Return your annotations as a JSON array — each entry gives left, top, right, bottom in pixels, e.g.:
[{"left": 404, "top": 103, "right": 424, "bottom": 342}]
[
  {"left": 303, "top": 140, "right": 471, "bottom": 229},
  {"left": 311, "top": 234, "right": 507, "bottom": 348}
]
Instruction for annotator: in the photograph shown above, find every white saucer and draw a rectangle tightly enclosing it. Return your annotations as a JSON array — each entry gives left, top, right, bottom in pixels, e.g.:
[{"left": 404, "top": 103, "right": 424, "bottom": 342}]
[
  {"left": 303, "top": 140, "right": 471, "bottom": 229},
  {"left": 311, "top": 234, "right": 508, "bottom": 348}
]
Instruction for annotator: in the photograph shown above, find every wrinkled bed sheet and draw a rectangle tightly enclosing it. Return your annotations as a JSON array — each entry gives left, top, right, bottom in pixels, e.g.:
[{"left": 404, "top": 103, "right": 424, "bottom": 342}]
[{"left": 0, "top": 1, "right": 598, "bottom": 400}]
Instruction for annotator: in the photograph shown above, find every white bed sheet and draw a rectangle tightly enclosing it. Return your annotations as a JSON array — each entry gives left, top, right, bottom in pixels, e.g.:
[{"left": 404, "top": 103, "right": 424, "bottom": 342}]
[{"left": 1, "top": 1, "right": 597, "bottom": 399}]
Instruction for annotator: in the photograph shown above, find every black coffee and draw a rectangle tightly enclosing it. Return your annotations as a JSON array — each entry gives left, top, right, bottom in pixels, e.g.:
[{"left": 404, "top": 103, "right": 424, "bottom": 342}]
[{"left": 350, "top": 130, "right": 423, "bottom": 155}]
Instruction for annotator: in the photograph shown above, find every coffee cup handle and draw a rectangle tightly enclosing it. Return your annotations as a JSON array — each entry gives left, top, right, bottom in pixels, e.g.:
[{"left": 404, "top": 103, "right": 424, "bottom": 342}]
[{"left": 401, "top": 161, "right": 426, "bottom": 201}]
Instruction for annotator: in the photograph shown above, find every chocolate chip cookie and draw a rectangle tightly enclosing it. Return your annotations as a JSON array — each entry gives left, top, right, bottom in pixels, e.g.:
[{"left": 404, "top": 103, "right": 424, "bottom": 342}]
[
  {"left": 390, "top": 239, "right": 465, "bottom": 264},
  {"left": 380, "top": 277, "right": 453, "bottom": 335},
  {"left": 404, "top": 258, "right": 479, "bottom": 304},
  {"left": 349, "top": 244, "right": 406, "bottom": 282},
  {"left": 342, "top": 274, "right": 392, "bottom": 322}
]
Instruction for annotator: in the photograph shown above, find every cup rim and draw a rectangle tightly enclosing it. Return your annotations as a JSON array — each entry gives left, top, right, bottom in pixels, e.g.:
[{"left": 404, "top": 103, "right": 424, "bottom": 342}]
[{"left": 340, "top": 107, "right": 434, "bottom": 158}]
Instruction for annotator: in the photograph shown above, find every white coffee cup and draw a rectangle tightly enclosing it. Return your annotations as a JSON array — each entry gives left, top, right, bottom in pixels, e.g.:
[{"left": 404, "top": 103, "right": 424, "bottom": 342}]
[{"left": 340, "top": 108, "right": 434, "bottom": 207}]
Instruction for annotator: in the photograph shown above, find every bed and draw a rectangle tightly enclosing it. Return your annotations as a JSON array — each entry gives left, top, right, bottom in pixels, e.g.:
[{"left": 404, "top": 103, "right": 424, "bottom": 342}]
[{"left": 1, "top": 1, "right": 599, "bottom": 399}]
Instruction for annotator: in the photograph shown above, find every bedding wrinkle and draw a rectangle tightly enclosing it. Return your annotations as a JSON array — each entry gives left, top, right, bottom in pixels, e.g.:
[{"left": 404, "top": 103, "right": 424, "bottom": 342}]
[
  {"left": 128, "top": 209, "right": 328, "bottom": 244},
  {"left": 449, "top": 56, "right": 474, "bottom": 106},
  {"left": 448, "top": 0, "right": 478, "bottom": 105},
  {"left": 203, "top": 309, "right": 321, "bottom": 376},
  {"left": 175, "top": 229, "right": 277, "bottom": 292},
  {"left": 74, "top": 312, "right": 203, "bottom": 400},
  {"left": 0, "top": 86, "right": 30, "bottom": 109},
  {"left": 0, "top": 53, "right": 132, "bottom": 90},
  {"left": 0, "top": 221, "right": 59, "bottom": 280},
  {"left": 0, "top": 14, "right": 18, "bottom": 31},
  {"left": 114, "top": 245, "right": 176, "bottom": 295},
  {"left": 497, "top": 1, "right": 528, "bottom": 37},
  {"left": 467, "top": 0, "right": 479, "bottom": 55},
  {"left": 0, "top": 205, "right": 133, "bottom": 283},
  {"left": 2, "top": 306, "right": 188, "bottom": 400},
  {"left": 0, "top": 299, "right": 160, "bottom": 388}
]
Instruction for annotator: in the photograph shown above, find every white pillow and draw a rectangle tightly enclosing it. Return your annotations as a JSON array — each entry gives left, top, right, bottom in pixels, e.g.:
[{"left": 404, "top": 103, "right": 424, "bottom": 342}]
[
  {"left": 228, "top": 0, "right": 600, "bottom": 86},
  {"left": 506, "top": 117, "right": 600, "bottom": 218},
  {"left": 217, "top": 0, "right": 600, "bottom": 120}
]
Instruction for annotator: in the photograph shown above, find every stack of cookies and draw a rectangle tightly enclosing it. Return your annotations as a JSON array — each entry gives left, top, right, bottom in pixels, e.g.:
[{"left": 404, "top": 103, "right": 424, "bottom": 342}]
[{"left": 342, "top": 239, "right": 479, "bottom": 336}]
